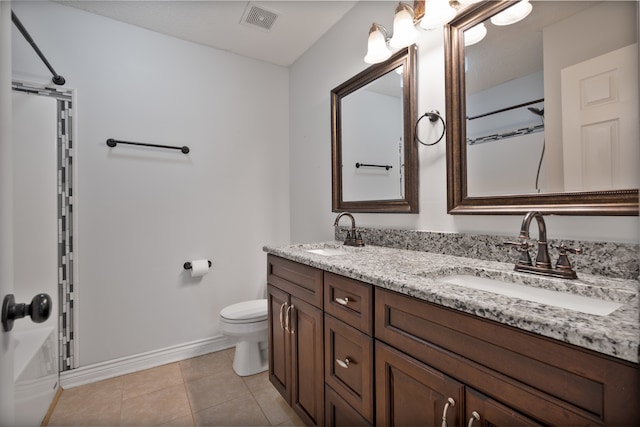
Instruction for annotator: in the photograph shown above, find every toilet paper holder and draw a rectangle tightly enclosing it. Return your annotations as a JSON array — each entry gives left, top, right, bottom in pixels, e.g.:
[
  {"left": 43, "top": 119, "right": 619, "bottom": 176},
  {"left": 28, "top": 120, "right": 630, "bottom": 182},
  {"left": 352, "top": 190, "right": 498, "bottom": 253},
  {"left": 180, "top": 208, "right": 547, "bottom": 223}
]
[{"left": 184, "top": 260, "right": 212, "bottom": 270}]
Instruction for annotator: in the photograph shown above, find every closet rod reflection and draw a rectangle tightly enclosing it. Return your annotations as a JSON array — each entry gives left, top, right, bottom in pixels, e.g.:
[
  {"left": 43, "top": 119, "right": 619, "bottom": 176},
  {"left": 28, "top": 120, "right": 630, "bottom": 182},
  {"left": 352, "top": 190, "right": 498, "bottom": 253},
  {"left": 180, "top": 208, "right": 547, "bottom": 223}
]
[
  {"left": 106, "top": 138, "right": 190, "bottom": 154},
  {"left": 467, "top": 98, "right": 544, "bottom": 121}
]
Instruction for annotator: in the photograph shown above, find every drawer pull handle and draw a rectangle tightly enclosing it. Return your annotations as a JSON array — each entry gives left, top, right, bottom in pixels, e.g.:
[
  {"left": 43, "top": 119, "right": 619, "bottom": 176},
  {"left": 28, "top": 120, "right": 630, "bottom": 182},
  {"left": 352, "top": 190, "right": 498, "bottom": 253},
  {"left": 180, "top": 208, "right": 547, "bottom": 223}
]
[
  {"left": 467, "top": 411, "right": 480, "bottom": 427},
  {"left": 286, "top": 304, "right": 295, "bottom": 334},
  {"left": 441, "top": 397, "right": 456, "bottom": 427},
  {"left": 279, "top": 302, "right": 287, "bottom": 330},
  {"left": 336, "top": 357, "right": 351, "bottom": 368},
  {"left": 335, "top": 296, "right": 350, "bottom": 306}
]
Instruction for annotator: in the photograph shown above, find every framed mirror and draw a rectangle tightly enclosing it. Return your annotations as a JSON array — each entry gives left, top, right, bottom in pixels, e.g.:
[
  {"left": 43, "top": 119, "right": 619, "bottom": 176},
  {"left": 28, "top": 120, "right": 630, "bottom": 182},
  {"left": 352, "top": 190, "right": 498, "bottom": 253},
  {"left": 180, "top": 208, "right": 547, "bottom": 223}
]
[
  {"left": 332, "top": 46, "right": 418, "bottom": 213},
  {"left": 445, "top": 0, "right": 638, "bottom": 215}
]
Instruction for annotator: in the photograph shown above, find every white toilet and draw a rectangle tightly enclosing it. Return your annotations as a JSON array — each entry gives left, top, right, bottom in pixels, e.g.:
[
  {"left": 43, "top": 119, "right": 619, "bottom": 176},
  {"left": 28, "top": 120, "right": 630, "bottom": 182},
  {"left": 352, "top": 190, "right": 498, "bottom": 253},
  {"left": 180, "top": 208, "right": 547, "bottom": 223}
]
[{"left": 219, "top": 299, "right": 269, "bottom": 377}]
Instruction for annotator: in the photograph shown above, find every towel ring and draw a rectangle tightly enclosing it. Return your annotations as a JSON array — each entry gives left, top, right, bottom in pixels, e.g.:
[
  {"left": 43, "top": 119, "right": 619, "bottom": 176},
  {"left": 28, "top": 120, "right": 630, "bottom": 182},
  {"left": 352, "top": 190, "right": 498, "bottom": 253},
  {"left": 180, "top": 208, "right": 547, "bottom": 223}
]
[{"left": 415, "top": 110, "right": 446, "bottom": 146}]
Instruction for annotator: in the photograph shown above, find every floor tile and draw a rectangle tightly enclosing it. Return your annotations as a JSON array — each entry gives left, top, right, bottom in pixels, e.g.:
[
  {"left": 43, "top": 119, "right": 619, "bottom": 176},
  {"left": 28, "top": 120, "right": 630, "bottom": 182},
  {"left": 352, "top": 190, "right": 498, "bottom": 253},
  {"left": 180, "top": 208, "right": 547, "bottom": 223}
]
[
  {"left": 47, "top": 348, "right": 301, "bottom": 427},
  {"left": 193, "top": 394, "right": 270, "bottom": 426},
  {"left": 161, "top": 413, "right": 195, "bottom": 426},
  {"left": 184, "top": 368, "right": 251, "bottom": 412},
  {"left": 120, "top": 383, "right": 191, "bottom": 426},
  {"left": 242, "top": 370, "right": 271, "bottom": 393},
  {"left": 179, "top": 349, "right": 233, "bottom": 383},
  {"left": 123, "top": 362, "right": 184, "bottom": 400},
  {"left": 46, "top": 377, "right": 123, "bottom": 426},
  {"left": 252, "top": 382, "right": 301, "bottom": 426}
]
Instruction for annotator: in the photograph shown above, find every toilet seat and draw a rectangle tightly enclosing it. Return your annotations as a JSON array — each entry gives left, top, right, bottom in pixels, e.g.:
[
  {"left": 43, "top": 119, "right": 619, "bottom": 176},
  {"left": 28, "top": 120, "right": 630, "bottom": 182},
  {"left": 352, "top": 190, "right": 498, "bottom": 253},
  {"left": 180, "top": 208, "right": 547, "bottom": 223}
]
[{"left": 220, "top": 299, "right": 267, "bottom": 324}]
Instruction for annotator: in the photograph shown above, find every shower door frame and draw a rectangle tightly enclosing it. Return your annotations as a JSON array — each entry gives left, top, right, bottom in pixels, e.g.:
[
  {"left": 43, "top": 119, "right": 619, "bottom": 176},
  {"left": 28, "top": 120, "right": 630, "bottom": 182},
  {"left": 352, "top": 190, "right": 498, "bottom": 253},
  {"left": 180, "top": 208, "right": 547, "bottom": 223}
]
[{"left": 12, "top": 80, "right": 78, "bottom": 372}]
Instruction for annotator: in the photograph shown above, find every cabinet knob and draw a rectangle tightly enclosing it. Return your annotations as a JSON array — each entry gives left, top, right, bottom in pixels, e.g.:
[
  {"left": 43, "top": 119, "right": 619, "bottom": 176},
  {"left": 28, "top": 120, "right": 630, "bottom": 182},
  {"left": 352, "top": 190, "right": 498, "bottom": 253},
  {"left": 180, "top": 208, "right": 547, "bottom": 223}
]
[
  {"left": 335, "top": 296, "right": 350, "bottom": 306},
  {"left": 441, "top": 397, "right": 456, "bottom": 427},
  {"left": 336, "top": 357, "right": 351, "bottom": 369},
  {"left": 467, "top": 411, "right": 480, "bottom": 427}
]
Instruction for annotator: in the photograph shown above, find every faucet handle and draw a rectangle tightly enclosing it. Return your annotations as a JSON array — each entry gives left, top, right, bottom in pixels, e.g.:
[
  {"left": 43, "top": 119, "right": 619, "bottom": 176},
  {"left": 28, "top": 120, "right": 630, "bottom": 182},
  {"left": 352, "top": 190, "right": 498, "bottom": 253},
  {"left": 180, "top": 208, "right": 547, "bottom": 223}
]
[
  {"left": 504, "top": 239, "right": 534, "bottom": 266},
  {"left": 554, "top": 243, "right": 582, "bottom": 278},
  {"left": 504, "top": 239, "right": 533, "bottom": 251},
  {"left": 337, "top": 228, "right": 352, "bottom": 238},
  {"left": 354, "top": 229, "right": 366, "bottom": 247},
  {"left": 556, "top": 243, "right": 583, "bottom": 256}
]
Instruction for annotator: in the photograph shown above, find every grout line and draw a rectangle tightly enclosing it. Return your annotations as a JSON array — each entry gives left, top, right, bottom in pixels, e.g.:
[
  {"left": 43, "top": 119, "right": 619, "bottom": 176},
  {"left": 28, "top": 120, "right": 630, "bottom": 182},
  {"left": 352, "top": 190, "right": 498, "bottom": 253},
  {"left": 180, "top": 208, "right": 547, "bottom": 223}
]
[{"left": 178, "top": 358, "right": 198, "bottom": 425}]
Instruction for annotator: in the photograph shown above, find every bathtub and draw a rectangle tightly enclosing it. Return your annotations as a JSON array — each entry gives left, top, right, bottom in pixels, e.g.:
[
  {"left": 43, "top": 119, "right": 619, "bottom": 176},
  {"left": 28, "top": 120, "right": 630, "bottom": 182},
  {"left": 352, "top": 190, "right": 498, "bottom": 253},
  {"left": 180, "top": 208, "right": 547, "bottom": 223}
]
[{"left": 14, "top": 326, "right": 59, "bottom": 427}]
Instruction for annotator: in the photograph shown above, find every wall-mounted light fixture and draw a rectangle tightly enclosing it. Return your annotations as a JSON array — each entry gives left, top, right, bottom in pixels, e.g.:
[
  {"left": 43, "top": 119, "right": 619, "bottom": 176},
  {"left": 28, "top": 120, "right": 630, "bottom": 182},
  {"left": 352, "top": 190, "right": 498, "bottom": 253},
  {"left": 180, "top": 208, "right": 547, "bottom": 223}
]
[{"left": 365, "top": 0, "right": 533, "bottom": 64}]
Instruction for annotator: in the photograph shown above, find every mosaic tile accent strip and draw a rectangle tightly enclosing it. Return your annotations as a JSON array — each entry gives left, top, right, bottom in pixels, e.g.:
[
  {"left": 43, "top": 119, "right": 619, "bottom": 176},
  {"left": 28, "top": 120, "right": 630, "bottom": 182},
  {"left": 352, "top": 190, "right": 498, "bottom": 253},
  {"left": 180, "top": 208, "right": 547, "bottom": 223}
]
[
  {"left": 13, "top": 81, "right": 75, "bottom": 371},
  {"left": 336, "top": 227, "right": 639, "bottom": 280}
]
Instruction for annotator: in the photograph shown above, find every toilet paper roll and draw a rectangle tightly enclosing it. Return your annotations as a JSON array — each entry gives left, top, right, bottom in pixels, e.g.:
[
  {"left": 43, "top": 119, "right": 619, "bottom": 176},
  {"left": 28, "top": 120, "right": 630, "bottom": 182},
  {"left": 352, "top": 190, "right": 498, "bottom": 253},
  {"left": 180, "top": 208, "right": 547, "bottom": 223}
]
[{"left": 190, "top": 259, "right": 210, "bottom": 277}]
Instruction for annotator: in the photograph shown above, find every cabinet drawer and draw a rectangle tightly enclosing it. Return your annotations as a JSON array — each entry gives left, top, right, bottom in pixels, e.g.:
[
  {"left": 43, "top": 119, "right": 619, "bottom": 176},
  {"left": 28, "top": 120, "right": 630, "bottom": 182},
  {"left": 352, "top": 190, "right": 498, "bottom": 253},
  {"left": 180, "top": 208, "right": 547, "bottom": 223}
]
[
  {"left": 465, "top": 388, "right": 543, "bottom": 427},
  {"left": 325, "top": 385, "right": 371, "bottom": 427},
  {"left": 324, "top": 273, "right": 373, "bottom": 335},
  {"left": 325, "top": 314, "right": 374, "bottom": 423},
  {"left": 375, "top": 288, "right": 638, "bottom": 425},
  {"left": 267, "top": 255, "right": 323, "bottom": 308}
]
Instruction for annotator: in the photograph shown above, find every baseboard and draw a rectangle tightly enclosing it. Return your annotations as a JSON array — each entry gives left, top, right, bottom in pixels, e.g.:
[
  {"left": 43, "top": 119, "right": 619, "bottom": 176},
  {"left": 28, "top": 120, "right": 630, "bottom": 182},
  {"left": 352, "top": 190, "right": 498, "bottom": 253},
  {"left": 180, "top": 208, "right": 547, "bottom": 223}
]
[{"left": 60, "top": 335, "right": 234, "bottom": 389}]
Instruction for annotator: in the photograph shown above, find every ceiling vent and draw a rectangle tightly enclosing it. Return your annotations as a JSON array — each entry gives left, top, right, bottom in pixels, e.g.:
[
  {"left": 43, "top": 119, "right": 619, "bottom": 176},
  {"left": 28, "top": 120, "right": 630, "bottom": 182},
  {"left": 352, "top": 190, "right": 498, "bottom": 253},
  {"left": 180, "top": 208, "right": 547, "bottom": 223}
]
[{"left": 241, "top": 3, "right": 279, "bottom": 32}]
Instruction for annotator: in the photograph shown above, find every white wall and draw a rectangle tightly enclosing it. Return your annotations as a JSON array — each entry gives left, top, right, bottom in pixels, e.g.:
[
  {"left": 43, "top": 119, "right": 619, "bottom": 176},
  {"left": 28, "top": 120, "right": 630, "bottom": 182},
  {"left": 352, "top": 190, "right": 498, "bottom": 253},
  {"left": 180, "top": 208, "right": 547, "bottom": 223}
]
[
  {"left": 11, "top": 1, "right": 290, "bottom": 366},
  {"left": 466, "top": 71, "right": 545, "bottom": 196},
  {"left": 289, "top": 0, "right": 639, "bottom": 244}
]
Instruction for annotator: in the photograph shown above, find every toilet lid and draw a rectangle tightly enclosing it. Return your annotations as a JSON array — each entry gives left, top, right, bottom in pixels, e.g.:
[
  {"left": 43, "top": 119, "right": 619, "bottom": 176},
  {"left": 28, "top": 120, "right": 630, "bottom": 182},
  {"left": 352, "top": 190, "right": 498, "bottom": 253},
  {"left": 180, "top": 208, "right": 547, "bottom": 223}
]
[{"left": 220, "top": 299, "right": 268, "bottom": 322}]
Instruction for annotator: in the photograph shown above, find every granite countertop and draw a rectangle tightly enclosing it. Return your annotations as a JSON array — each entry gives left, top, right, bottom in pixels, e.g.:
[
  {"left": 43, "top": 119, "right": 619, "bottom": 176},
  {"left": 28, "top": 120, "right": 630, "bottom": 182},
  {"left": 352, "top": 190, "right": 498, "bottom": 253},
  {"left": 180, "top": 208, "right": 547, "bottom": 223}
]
[{"left": 263, "top": 241, "right": 640, "bottom": 364}]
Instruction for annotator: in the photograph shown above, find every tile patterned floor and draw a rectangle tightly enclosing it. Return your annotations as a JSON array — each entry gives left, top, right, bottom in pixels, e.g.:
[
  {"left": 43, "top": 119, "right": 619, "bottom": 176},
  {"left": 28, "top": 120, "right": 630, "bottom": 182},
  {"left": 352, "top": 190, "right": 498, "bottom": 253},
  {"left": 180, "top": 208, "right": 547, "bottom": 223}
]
[{"left": 46, "top": 349, "right": 305, "bottom": 426}]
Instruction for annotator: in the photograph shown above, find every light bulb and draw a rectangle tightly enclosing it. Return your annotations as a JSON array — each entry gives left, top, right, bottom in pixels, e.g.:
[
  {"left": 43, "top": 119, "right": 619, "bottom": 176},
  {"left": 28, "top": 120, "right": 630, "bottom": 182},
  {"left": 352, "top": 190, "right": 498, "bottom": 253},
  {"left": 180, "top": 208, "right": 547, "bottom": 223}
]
[
  {"left": 491, "top": 0, "right": 532, "bottom": 26},
  {"left": 364, "top": 24, "right": 392, "bottom": 64},
  {"left": 464, "top": 22, "right": 486, "bottom": 46},
  {"left": 420, "top": 0, "right": 457, "bottom": 30},
  {"left": 389, "top": 4, "right": 419, "bottom": 49}
]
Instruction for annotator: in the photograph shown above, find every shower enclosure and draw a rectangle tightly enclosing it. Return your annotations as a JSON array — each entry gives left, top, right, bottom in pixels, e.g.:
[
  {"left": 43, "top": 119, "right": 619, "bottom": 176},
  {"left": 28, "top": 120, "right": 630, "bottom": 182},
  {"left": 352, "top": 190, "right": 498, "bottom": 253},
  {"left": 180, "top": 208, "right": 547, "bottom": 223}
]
[{"left": 8, "top": 82, "right": 76, "bottom": 426}]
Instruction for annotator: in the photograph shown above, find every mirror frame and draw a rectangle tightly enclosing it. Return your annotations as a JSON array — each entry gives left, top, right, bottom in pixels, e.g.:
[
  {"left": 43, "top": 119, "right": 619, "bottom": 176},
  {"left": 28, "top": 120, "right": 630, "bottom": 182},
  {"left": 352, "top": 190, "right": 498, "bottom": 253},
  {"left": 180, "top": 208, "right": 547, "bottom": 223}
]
[
  {"left": 332, "top": 45, "right": 418, "bottom": 213},
  {"left": 445, "top": 0, "right": 639, "bottom": 215}
]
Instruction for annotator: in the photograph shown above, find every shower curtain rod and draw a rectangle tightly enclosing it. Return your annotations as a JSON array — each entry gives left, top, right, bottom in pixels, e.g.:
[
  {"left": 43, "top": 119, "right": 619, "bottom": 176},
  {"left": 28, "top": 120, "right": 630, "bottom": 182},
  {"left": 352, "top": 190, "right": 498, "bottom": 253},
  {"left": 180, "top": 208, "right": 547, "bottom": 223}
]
[{"left": 12, "top": 11, "right": 66, "bottom": 86}]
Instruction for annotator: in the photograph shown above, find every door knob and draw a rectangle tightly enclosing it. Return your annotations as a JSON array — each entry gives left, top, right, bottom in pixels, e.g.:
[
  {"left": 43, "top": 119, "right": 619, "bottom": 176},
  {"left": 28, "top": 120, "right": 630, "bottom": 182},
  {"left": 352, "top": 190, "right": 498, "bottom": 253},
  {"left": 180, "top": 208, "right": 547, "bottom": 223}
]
[{"left": 2, "top": 293, "right": 52, "bottom": 332}]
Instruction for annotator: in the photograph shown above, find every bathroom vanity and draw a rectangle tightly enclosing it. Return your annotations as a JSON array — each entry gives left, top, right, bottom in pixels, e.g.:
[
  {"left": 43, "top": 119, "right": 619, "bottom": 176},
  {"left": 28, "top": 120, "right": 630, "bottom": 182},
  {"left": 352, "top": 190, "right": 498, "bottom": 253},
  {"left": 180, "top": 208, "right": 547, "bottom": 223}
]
[{"left": 264, "top": 243, "right": 639, "bottom": 426}]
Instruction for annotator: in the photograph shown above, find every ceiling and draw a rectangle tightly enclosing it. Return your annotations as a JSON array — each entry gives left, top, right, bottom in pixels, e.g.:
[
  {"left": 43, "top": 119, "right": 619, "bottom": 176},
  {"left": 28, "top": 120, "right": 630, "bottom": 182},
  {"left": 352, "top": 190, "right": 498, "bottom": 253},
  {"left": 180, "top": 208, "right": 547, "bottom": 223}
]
[
  {"left": 466, "top": 0, "right": 598, "bottom": 93},
  {"left": 55, "top": 0, "right": 358, "bottom": 67}
]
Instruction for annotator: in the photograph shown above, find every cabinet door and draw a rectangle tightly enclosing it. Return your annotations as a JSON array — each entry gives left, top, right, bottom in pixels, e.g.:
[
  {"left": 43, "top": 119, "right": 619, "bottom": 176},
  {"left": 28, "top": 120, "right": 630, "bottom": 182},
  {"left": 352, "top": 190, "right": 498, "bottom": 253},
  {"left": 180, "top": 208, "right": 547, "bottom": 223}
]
[
  {"left": 325, "top": 384, "right": 371, "bottom": 427},
  {"left": 325, "top": 314, "right": 373, "bottom": 423},
  {"left": 465, "top": 388, "right": 543, "bottom": 427},
  {"left": 291, "top": 296, "right": 324, "bottom": 426},
  {"left": 268, "top": 284, "right": 291, "bottom": 402},
  {"left": 376, "top": 341, "right": 464, "bottom": 427}
]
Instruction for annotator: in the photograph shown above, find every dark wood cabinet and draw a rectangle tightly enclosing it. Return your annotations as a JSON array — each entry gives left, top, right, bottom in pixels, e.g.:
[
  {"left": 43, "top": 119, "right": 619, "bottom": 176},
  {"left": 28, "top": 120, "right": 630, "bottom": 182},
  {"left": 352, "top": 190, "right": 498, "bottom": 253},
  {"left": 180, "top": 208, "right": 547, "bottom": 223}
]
[
  {"left": 375, "top": 287, "right": 640, "bottom": 426},
  {"left": 324, "top": 313, "right": 374, "bottom": 423},
  {"left": 267, "top": 284, "right": 290, "bottom": 401},
  {"left": 267, "top": 255, "right": 324, "bottom": 426},
  {"left": 324, "top": 273, "right": 375, "bottom": 425},
  {"left": 291, "top": 296, "right": 324, "bottom": 426},
  {"left": 268, "top": 256, "right": 640, "bottom": 427},
  {"left": 376, "top": 341, "right": 464, "bottom": 427},
  {"left": 464, "top": 388, "right": 543, "bottom": 427},
  {"left": 325, "top": 385, "right": 371, "bottom": 427}
]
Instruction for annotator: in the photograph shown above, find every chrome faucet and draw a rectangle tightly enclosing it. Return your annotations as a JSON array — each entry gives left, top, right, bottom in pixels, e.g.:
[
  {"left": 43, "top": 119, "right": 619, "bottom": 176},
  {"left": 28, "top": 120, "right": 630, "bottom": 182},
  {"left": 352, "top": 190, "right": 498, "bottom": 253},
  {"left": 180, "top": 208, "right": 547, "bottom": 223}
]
[
  {"left": 506, "top": 211, "right": 582, "bottom": 279},
  {"left": 334, "top": 212, "right": 364, "bottom": 247}
]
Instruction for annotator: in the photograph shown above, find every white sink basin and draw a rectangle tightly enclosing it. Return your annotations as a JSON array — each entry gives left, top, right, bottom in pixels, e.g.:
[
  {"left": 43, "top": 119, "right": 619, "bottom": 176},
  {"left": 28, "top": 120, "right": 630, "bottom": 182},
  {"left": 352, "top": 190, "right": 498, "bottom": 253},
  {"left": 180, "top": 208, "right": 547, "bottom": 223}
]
[
  {"left": 441, "top": 275, "right": 623, "bottom": 316},
  {"left": 306, "top": 247, "right": 349, "bottom": 256}
]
